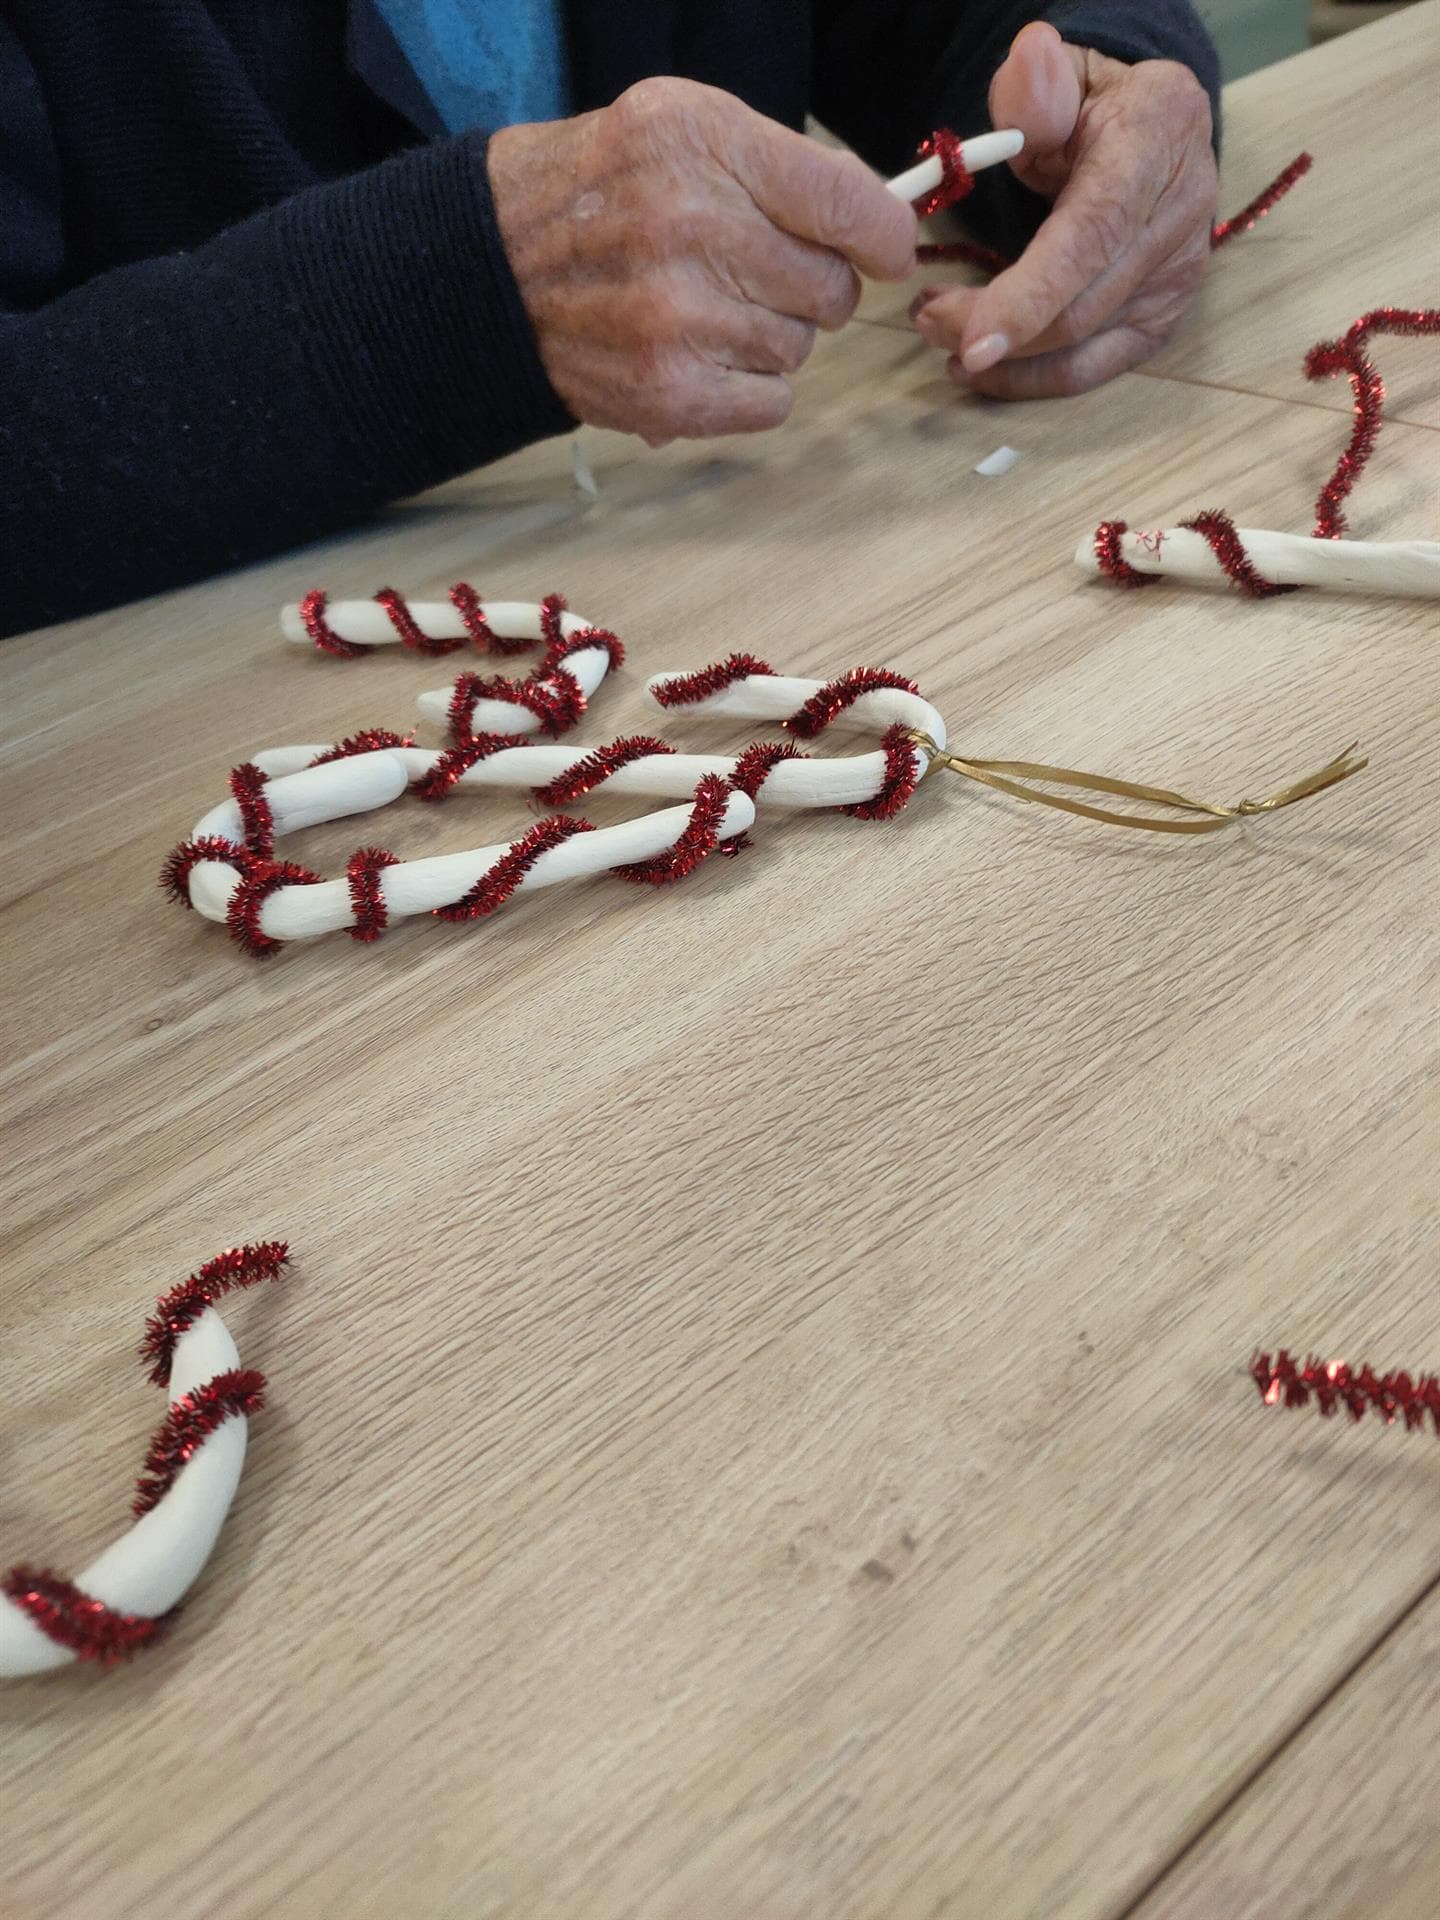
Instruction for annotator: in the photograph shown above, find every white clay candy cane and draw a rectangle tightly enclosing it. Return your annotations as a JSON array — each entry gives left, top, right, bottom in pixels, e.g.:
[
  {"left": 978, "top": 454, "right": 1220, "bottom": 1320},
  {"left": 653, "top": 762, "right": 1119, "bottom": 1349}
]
[
  {"left": 167, "top": 775, "right": 753, "bottom": 953},
  {"left": 1, "top": 1244, "right": 288, "bottom": 1677},
  {"left": 168, "top": 602, "right": 754, "bottom": 953},
  {"left": 168, "top": 580, "right": 1371, "bottom": 961},
  {"left": 407, "top": 645, "right": 1361, "bottom": 840},
  {"left": 408, "top": 656, "right": 946, "bottom": 816},
  {"left": 281, "top": 585, "right": 595, "bottom": 660}
]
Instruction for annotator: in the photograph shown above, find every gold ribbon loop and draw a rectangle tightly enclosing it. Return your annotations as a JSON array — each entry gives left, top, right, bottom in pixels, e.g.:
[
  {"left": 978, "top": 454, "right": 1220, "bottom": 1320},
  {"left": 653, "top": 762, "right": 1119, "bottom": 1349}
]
[{"left": 912, "top": 736, "right": 1366, "bottom": 835}]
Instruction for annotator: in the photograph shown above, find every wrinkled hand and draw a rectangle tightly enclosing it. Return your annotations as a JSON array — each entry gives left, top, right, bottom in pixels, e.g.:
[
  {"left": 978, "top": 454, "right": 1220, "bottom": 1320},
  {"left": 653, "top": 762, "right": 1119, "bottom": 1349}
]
[
  {"left": 913, "top": 22, "right": 1217, "bottom": 397},
  {"left": 488, "top": 78, "right": 916, "bottom": 443}
]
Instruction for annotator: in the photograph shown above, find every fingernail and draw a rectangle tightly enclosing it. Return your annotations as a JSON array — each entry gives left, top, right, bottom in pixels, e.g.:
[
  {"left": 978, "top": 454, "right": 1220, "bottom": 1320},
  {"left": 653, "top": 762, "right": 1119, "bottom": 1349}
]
[
  {"left": 962, "top": 332, "right": 1009, "bottom": 374},
  {"left": 914, "top": 309, "right": 940, "bottom": 342}
]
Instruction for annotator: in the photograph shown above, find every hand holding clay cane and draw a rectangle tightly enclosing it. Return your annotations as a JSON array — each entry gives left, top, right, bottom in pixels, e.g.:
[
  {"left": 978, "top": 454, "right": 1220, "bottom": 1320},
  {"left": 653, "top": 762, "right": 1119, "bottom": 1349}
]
[{"left": 2, "top": 1245, "right": 288, "bottom": 1677}]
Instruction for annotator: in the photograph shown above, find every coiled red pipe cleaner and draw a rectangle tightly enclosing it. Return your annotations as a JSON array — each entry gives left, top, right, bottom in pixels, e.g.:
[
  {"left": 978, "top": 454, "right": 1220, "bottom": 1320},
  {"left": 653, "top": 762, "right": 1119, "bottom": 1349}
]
[{"left": 1095, "top": 306, "right": 1440, "bottom": 593}]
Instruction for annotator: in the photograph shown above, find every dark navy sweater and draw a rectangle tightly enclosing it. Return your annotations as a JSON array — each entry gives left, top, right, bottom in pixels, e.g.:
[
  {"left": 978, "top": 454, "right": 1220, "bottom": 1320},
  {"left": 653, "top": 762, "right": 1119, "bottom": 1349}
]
[{"left": 0, "top": 2, "right": 1218, "bottom": 637}]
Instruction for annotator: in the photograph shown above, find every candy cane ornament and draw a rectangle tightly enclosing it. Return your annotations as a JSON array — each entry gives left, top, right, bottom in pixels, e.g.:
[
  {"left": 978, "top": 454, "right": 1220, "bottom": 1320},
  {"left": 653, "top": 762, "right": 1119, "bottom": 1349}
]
[
  {"left": 408, "top": 651, "right": 1361, "bottom": 837},
  {"left": 1079, "top": 523, "right": 1440, "bottom": 599},
  {"left": 283, "top": 587, "right": 584, "bottom": 661},
  {"left": 1, "top": 1244, "right": 288, "bottom": 1677},
  {"left": 410, "top": 656, "right": 943, "bottom": 817},
  {"left": 169, "top": 601, "right": 754, "bottom": 953},
  {"left": 167, "top": 594, "right": 1371, "bottom": 960}
]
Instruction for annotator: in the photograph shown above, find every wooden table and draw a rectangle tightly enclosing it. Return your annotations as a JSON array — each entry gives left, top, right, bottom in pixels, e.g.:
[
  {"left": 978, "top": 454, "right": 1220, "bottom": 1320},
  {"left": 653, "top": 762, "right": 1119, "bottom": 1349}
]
[{"left": 3, "top": 11, "right": 1436, "bottom": 1917}]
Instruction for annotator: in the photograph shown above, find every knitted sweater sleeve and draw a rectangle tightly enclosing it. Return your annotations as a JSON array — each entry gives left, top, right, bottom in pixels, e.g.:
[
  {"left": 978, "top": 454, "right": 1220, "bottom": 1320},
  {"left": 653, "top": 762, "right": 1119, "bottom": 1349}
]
[{"left": 0, "top": 128, "right": 571, "bottom": 638}]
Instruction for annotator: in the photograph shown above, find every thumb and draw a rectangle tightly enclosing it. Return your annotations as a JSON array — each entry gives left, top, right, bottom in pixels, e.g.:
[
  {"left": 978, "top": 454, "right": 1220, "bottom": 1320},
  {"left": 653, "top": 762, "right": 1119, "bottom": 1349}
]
[{"left": 988, "top": 22, "right": 1084, "bottom": 190}]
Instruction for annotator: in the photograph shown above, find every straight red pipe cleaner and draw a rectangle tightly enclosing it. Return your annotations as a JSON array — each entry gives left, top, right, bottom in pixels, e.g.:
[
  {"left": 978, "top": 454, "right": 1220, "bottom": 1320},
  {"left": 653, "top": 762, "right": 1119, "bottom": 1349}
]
[
  {"left": 918, "top": 150, "right": 1312, "bottom": 267},
  {"left": 1252, "top": 1350, "right": 1440, "bottom": 1435}
]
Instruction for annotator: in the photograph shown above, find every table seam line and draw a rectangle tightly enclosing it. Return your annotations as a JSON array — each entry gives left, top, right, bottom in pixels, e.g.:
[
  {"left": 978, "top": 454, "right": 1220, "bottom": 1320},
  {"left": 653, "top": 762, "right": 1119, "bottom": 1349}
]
[
  {"left": 850, "top": 314, "right": 1440, "bottom": 431},
  {"left": 1105, "top": 1558, "right": 1440, "bottom": 1920}
]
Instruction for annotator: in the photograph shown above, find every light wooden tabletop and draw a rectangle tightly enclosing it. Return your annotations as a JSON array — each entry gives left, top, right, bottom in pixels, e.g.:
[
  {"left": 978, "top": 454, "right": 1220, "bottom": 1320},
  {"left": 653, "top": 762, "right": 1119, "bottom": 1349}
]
[{"left": 2, "top": 12, "right": 1437, "bottom": 1919}]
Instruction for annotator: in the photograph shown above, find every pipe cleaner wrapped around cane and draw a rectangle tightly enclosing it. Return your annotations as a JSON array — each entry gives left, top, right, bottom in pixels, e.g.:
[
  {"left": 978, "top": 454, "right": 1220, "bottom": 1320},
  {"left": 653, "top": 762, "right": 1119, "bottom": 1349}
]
[
  {"left": 159, "top": 580, "right": 1366, "bottom": 958},
  {"left": 2, "top": 1244, "right": 289, "bottom": 1677},
  {"left": 155, "top": 129, "right": 1368, "bottom": 957},
  {"left": 1081, "top": 308, "right": 1440, "bottom": 599}
]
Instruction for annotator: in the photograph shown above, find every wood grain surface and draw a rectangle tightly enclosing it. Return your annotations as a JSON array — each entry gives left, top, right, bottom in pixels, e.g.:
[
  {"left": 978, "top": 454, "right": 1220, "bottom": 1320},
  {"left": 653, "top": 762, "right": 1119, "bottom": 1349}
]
[
  {"left": 2, "top": 17, "right": 1437, "bottom": 1920},
  {"left": 1136, "top": 1585, "right": 1440, "bottom": 1919}
]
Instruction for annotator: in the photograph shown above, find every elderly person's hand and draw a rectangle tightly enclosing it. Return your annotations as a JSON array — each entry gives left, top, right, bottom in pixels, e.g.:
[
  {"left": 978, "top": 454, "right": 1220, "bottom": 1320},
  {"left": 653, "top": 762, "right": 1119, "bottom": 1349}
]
[
  {"left": 489, "top": 77, "right": 916, "bottom": 444},
  {"left": 912, "top": 21, "right": 1218, "bottom": 398}
]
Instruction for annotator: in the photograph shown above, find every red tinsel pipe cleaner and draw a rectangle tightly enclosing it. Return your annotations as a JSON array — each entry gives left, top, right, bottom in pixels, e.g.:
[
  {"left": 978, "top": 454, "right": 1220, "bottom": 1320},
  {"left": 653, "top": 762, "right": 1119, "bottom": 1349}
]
[
  {"left": 1095, "top": 307, "right": 1440, "bottom": 593},
  {"left": 918, "top": 151, "right": 1312, "bottom": 267},
  {"left": 1, "top": 1243, "right": 289, "bottom": 1675},
  {"left": 1252, "top": 1350, "right": 1440, "bottom": 1435}
]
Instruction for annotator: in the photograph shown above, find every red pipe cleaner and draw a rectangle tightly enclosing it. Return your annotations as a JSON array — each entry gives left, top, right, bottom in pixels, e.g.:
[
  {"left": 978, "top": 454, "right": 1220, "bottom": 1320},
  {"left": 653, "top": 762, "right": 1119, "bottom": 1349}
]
[
  {"left": 1252, "top": 1350, "right": 1440, "bottom": 1434},
  {"left": 613, "top": 774, "right": 733, "bottom": 885},
  {"left": 1096, "top": 306, "right": 1440, "bottom": 592},
  {"left": 431, "top": 816, "right": 595, "bottom": 921},
  {"left": 3, "top": 1243, "right": 289, "bottom": 1666},
  {"left": 160, "top": 833, "right": 249, "bottom": 908},
  {"left": 0, "top": 1570, "right": 175, "bottom": 1667},
  {"left": 648, "top": 653, "right": 777, "bottom": 707},
  {"left": 1306, "top": 308, "right": 1440, "bottom": 539},
  {"left": 534, "top": 735, "right": 676, "bottom": 806},
  {"left": 911, "top": 128, "right": 975, "bottom": 218},
  {"left": 132, "top": 1370, "right": 267, "bottom": 1516},
  {"left": 848, "top": 725, "right": 925, "bottom": 821},
  {"left": 1213, "top": 154, "right": 1313, "bottom": 247},
  {"left": 729, "top": 739, "right": 808, "bottom": 801},
  {"left": 298, "top": 585, "right": 554, "bottom": 658},
  {"left": 1209, "top": 152, "right": 1312, "bottom": 248},
  {"left": 142, "top": 1242, "right": 290, "bottom": 1387},
  {"left": 160, "top": 838, "right": 328, "bottom": 960},
  {"left": 446, "top": 626, "right": 625, "bottom": 742},
  {"left": 783, "top": 666, "right": 922, "bottom": 741},
  {"left": 225, "top": 856, "right": 324, "bottom": 959},
  {"left": 449, "top": 582, "right": 534, "bottom": 655},
  {"left": 228, "top": 761, "right": 276, "bottom": 858},
  {"left": 345, "top": 845, "right": 400, "bottom": 943},
  {"left": 307, "top": 728, "right": 415, "bottom": 766},
  {"left": 413, "top": 729, "right": 513, "bottom": 803},
  {"left": 919, "top": 152, "right": 1311, "bottom": 271}
]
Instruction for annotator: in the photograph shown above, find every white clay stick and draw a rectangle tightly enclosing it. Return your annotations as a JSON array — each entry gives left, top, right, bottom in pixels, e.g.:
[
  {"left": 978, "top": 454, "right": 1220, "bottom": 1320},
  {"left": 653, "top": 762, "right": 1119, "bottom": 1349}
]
[
  {"left": 280, "top": 596, "right": 595, "bottom": 651},
  {"left": 184, "top": 791, "right": 755, "bottom": 943},
  {"left": 886, "top": 128, "right": 1024, "bottom": 204},
  {"left": 1076, "top": 526, "right": 1440, "bottom": 599}
]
